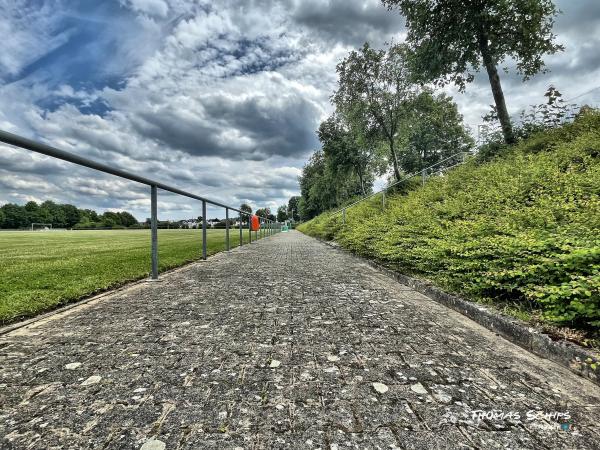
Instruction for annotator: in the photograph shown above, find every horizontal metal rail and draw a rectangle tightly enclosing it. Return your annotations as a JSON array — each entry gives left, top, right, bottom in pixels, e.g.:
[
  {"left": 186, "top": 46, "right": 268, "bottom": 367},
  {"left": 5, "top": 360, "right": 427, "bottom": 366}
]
[
  {"left": 0, "top": 130, "right": 259, "bottom": 216},
  {"left": 0, "top": 129, "right": 281, "bottom": 279},
  {"left": 334, "top": 151, "right": 471, "bottom": 219}
]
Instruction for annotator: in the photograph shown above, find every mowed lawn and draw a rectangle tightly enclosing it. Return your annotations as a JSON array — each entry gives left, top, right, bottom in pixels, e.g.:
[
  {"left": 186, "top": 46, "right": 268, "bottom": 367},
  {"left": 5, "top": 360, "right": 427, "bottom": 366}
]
[{"left": 0, "top": 228, "right": 255, "bottom": 324}]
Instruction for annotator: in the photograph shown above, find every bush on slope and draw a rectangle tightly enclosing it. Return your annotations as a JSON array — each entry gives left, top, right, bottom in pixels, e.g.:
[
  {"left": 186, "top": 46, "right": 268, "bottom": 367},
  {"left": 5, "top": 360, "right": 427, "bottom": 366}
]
[{"left": 298, "top": 111, "right": 600, "bottom": 335}]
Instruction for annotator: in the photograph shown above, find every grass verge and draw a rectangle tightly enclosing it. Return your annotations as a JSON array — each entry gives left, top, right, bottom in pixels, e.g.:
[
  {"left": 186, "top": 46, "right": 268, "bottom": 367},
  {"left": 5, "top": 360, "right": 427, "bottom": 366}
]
[{"left": 0, "top": 228, "right": 258, "bottom": 324}]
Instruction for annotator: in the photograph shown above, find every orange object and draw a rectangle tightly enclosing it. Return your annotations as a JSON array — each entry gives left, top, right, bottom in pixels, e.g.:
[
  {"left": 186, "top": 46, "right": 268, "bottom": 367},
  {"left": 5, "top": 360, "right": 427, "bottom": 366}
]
[{"left": 251, "top": 215, "right": 260, "bottom": 231}]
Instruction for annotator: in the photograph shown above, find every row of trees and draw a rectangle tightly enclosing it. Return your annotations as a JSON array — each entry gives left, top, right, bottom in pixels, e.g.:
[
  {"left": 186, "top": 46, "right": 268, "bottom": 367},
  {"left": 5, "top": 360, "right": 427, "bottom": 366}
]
[
  {"left": 234, "top": 199, "right": 300, "bottom": 226},
  {"left": 276, "top": 196, "right": 300, "bottom": 223},
  {"left": 239, "top": 203, "right": 277, "bottom": 223},
  {"left": 298, "top": 43, "right": 474, "bottom": 220},
  {"left": 0, "top": 197, "right": 318, "bottom": 230},
  {"left": 298, "top": 0, "right": 563, "bottom": 220},
  {"left": 0, "top": 201, "right": 138, "bottom": 229}
]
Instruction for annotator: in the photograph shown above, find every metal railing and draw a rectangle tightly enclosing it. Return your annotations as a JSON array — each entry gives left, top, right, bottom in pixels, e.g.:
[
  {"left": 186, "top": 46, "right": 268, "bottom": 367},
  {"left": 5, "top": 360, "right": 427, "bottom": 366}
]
[
  {"left": 0, "top": 129, "right": 281, "bottom": 280},
  {"left": 334, "top": 151, "right": 471, "bottom": 223}
]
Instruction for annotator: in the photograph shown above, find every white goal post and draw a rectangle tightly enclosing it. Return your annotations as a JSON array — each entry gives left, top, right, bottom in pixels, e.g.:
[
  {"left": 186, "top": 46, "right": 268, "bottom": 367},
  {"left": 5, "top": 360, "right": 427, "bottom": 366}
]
[{"left": 31, "top": 223, "right": 53, "bottom": 231}]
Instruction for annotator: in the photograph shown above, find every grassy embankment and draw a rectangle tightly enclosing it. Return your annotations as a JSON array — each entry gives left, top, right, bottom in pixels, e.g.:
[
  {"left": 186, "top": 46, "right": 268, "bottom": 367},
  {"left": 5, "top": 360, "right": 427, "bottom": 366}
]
[
  {"left": 298, "top": 111, "right": 600, "bottom": 344},
  {"left": 0, "top": 228, "right": 256, "bottom": 324}
]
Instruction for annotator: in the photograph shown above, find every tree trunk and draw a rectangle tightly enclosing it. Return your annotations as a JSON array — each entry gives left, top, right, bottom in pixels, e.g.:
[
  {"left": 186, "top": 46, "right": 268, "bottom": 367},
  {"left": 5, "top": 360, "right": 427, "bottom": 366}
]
[
  {"left": 357, "top": 168, "right": 366, "bottom": 196},
  {"left": 478, "top": 34, "right": 515, "bottom": 145},
  {"left": 389, "top": 138, "right": 402, "bottom": 181}
]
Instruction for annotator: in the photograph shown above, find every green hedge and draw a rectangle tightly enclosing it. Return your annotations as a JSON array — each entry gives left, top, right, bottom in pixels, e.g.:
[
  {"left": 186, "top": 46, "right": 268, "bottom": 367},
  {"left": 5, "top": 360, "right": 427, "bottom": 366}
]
[{"left": 298, "top": 111, "right": 600, "bottom": 332}]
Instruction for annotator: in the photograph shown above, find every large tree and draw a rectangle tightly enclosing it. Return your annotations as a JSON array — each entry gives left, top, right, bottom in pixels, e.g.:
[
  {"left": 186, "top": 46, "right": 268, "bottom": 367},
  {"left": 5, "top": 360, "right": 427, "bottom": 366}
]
[
  {"left": 63, "top": 204, "right": 81, "bottom": 228},
  {"left": 239, "top": 203, "right": 252, "bottom": 223},
  {"left": 382, "top": 0, "right": 563, "bottom": 144},
  {"left": 276, "top": 205, "right": 288, "bottom": 222},
  {"left": 398, "top": 90, "right": 474, "bottom": 173},
  {"left": 298, "top": 150, "right": 365, "bottom": 220},
  {"left": 333, "top": 43, "right": 416, "bottom": 181},
  {"left": 318, "top": 114, "right": 377, "bottom": 196},
  {"left": 255, "top": 208, "right": 275, "bottom": 221},
  {"left": 117, "top": 211, "right": 138, "bottom": 227},
  {"left": 287, "top": 196, "right": 300, "bottom": 221},
  {"left": 24, "top": 201, "right": 40, "bottom": 224}
]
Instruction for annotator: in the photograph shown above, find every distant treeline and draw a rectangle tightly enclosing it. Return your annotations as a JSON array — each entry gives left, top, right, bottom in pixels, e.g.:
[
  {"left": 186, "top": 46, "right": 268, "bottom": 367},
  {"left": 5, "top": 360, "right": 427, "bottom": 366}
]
[{"left": 0, "top": 200, "right": 138, "bottom": 229}]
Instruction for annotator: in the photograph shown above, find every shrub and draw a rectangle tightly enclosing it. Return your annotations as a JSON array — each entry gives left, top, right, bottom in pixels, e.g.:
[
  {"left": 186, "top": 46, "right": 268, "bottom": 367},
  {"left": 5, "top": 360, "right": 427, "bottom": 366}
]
[{"left": 298, "top": 110, "right": 600, "bottom": 331}]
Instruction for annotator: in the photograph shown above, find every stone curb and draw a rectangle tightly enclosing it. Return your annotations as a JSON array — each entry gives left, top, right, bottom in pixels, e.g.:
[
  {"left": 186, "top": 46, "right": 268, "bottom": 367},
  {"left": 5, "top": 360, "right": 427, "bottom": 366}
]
[{"left": 317, "top": 238, "right": 600, "bottom": 387}]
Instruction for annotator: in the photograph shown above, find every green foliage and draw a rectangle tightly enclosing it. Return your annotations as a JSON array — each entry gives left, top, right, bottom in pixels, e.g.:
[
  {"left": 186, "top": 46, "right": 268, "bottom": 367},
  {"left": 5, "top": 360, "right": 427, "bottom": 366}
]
[
  {"left": 0, "top": 200, "right": 143, "bottom": 230},
  {"left": 383, "top": 0, "right": 563, "bottom": 144},
  {"left": 319, "top": 113, "right": 377, "bottom": 196},
  {"left": 300, "top": 47, "right": 473, "bottom": 221},
  {"left": 333, "top": 42, "right": 415, "bottom": 181},
  {"left": 475, "top": 140, "right": 509, "bottom": 163},
  {"left": 277, "top": 205, "right": 288, "bottom": 222},
  {"left": 299, "top": 111, "right": 600, "bottom": 331},
  {"left": 383, "top": 0, "right": 563, "bottom": 87},
  {"left": 482, "top": 86, "right": 580, "bottom": 146},
  {"left": 255, "top": 208, "right": 275, "bottom": 221},
  {"left": 298, "top": 150, "right": 365, "bottom": 221},
  {"left": 287, "top": 196, "right": 300, "bottom": 221},
  {"left": 398, "top": 90, "right": 474, "bottom": 173},
  {"left": 240, "top": 203, "right": 252, "bottom": 215}
]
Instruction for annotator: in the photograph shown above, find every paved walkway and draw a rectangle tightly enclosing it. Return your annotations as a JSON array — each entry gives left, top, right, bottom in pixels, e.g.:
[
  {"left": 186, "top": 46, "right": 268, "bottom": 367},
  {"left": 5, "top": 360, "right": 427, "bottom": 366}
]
[{"left": 1, "top": 231, "right": 599, "bottom": 449}]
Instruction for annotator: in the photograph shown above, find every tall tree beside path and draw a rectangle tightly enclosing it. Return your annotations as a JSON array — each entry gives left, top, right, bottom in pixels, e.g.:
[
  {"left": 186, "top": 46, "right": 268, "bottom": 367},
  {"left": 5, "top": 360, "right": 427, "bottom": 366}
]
[
  {"left": 287, "top": 196, "right": 300, "bottom": 221},
  {"left": 318, "top": 114, "right": 376, "bottom": 196},
  {"left": 333, "top": 43, "right": 416, "bottom": 182},
  {"left": 382, "top": 0, "right": 563, "bottom": 144},
  {"left": 400, "top": 90, "right": 474, "bottom": 173},
  {"left": 277, "top": 205, "right": 288, "bottom": 222}
]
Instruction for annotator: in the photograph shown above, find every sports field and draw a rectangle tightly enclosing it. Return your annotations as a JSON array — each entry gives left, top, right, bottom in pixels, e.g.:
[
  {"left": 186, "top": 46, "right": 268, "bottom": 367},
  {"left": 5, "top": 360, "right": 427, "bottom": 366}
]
[{"left": 0, "top": 228, "right": 257, "bottom": 324}]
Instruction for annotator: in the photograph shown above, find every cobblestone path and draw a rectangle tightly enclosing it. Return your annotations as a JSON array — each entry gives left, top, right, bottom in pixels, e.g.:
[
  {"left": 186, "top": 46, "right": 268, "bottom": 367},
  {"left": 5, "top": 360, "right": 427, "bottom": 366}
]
[{"left": 1, "top": 231, "right": 600, "bottom": 449}]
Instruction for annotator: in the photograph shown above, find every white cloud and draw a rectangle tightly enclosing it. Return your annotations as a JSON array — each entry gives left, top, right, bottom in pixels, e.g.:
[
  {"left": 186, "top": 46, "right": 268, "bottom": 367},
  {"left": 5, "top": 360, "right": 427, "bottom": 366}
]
[
  {"left": 123, "top": 0, "right": 170, "bottom": 18},
  {"left": 0, "top": 0, "right": 70, "bottom": 78},
  {"left": 0, "top": 0, "right": 599, "bottom": 220}
]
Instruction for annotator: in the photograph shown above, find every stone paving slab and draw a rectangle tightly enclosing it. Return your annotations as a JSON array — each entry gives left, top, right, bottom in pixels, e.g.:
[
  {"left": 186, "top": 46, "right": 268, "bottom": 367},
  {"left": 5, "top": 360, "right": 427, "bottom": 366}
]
[{"left": 1, "top": 230, "right": 599, "bottom": 449}]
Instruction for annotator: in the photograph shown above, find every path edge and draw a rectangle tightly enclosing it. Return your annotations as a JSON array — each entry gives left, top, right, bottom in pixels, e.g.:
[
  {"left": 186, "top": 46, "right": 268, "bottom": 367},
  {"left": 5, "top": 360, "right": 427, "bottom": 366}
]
[{"left": 314, "top": 237, "right": 599, "bottom": 386}]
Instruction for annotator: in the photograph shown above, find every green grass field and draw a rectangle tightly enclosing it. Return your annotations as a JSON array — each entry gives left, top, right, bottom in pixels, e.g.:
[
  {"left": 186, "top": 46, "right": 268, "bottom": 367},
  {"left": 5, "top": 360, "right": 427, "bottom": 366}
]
[{"left": 0, "top": 228, "right": 259, "bottom": 324}]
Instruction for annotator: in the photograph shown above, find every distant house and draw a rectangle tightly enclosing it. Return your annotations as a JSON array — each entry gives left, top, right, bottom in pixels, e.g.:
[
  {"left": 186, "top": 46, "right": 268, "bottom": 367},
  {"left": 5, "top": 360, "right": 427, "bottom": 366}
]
[{"left": 207, "top": 219, "right": 221, "bottom": 228}]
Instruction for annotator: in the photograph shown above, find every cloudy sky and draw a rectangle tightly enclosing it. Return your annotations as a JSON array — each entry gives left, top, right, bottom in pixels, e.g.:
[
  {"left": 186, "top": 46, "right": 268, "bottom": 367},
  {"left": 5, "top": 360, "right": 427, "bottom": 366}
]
[{"left": 1, "top": 0, "right": 599, "bottom": 220}]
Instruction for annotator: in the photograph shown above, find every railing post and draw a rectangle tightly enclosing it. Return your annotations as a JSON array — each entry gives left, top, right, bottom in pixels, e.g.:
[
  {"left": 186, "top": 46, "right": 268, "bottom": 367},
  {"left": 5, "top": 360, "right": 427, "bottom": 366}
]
[
  {"left": 248, "top": 216, "right": 252, "bottom": 244},
  {"left": 239, "top": 213, "right": 243, "bottom": 246},
  {"left": 150, "top": 184, "right": 158, "bottom": 280},
  {"left": 202, "top": 200, "right": 207, "bottom": 260},
  {"left": 342, "top": 208, "right": 346, "bottom": 225},
  {"left": 225, "top": 207, "right": 230, "bottom": 251},
  {"left": 422, "top": 169, "right": 426, "bottom": 186},
  {"left": 382, "top": 191, "right": 386, "bottom": 209}
]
